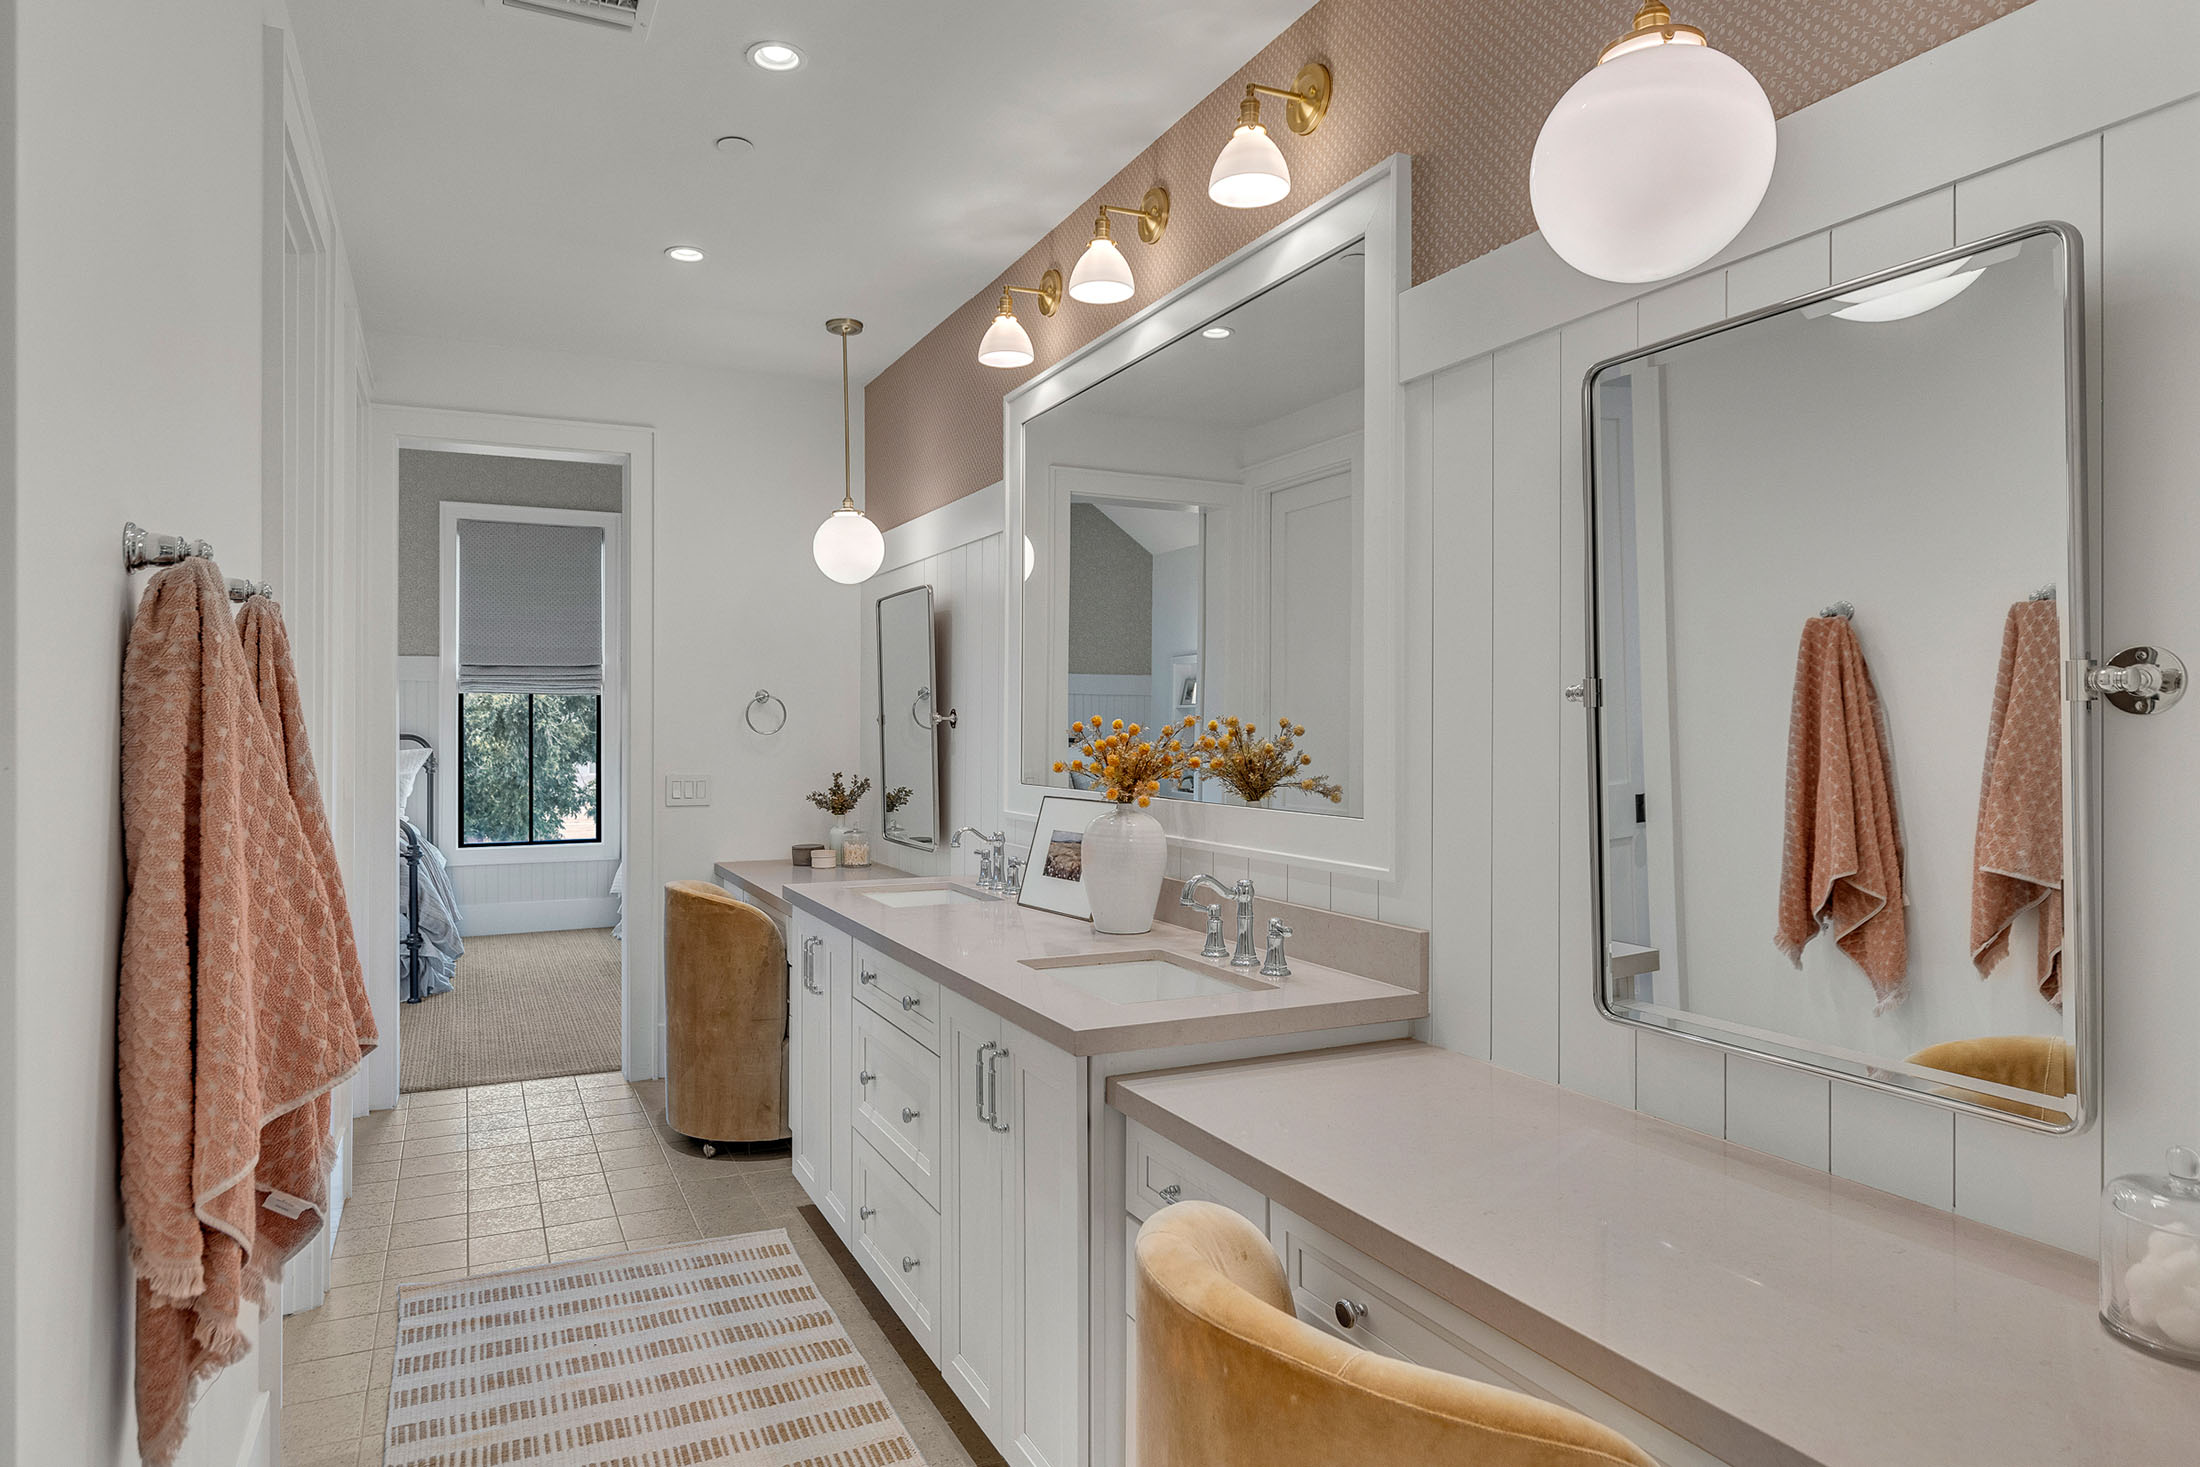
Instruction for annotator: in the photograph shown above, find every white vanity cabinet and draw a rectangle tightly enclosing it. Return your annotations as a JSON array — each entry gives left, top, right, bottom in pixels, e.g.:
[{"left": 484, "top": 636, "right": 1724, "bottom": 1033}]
[{"left": 788, "top": 908, "right": 853, "bottom": 1237}]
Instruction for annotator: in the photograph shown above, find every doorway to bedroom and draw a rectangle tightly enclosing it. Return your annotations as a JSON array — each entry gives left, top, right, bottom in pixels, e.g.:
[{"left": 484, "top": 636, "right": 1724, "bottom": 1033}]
[{"left": 395, "top": 445, "right": 628, "bottom": 1093}]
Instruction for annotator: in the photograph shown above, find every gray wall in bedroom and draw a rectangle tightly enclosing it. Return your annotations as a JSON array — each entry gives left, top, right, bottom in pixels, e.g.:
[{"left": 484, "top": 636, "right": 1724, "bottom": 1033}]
[
  {"left": 1067, "top": 500, "right": 1152, "bottom": 676},
  {"left": 398, "top": 447, "right": 623, "bottom": 656}
]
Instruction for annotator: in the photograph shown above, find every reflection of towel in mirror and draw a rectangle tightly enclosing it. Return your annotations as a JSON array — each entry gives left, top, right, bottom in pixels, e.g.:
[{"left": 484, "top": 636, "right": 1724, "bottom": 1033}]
[
  {"left": 1774, "top": 614, "right": 1908, "bottom": 1011},
  {"left": 1970, "top": 599, "right": 2064, "bottom": 1004}
]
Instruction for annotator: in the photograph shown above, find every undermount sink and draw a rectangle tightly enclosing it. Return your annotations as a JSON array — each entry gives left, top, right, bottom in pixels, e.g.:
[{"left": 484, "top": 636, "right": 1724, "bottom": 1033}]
[
  {"left": 859, "top": 883, "right": 998, "bottom": 908},
  {"left": 1021, "top": 950, "right": 1272, "bottom": 1004}
]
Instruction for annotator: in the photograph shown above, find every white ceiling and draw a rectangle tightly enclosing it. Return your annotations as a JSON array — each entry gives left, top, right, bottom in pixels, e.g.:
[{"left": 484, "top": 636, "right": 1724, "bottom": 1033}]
[
  {"left": 287, "top": 0, "right": 1318, "bottom": 382},
  {"left": 1095, "top": 502, "right": 1201, "bottom": 556}
]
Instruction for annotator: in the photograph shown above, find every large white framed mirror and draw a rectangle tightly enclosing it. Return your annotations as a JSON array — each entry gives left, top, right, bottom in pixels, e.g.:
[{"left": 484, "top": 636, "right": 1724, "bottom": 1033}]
[
  {"left": 1005, "top": 156, "right": 1407, "bottom": 875},
  {"left": 1582, "top": 222, "right": 2096, "bottom": 1131}
]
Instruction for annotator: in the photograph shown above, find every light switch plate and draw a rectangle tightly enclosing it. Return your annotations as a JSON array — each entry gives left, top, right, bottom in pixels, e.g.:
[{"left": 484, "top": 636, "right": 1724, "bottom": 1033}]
[{"left": 664, "top": 774, "right": 711, "bottom": 807}]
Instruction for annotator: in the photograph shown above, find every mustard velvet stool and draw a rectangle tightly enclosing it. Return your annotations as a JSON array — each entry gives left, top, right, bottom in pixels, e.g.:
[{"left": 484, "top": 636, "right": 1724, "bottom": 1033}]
[
  {"left": 1907, "top": 1034, "right": 2077, "bottom": 1125},
  {"left": 1136, "top": 1201, "right": 1658, "bottom": 1467},
  {"left": 663, "top": 881, "right": 789, "bottom": 1148}
]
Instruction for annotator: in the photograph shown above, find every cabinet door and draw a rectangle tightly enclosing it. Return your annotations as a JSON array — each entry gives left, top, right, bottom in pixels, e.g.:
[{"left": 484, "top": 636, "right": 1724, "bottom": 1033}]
[
  {"left": 940, "top": 991, "right": 1008, "bottom": 1434},
  {"left": 789, "top": 915, "right": 833, "bottom": 1209},
  {"left": 1000, "top": 1018, "right": 1085, "bottom": 1467}
]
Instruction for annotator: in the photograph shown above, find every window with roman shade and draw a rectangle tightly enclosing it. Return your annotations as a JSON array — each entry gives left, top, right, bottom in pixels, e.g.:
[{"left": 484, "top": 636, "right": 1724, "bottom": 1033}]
[{"left": 455, "top": 518, "right": 606, "bottom": 694}]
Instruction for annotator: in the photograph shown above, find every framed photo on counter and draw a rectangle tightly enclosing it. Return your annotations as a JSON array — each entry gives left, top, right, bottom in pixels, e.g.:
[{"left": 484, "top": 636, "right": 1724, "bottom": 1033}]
[{"left": 1018, "top": 793, "right": 1107, "bottom": 922}]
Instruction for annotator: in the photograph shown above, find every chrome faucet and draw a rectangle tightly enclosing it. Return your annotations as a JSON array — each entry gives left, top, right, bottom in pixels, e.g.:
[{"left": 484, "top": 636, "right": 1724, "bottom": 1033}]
[
  {"left": 1180, "top": 874, "right": 1258, "bottom": 967},
  {"left": 951, "top": 827, "right": 1007, "bottom": 891},
  {"left": 1262, "top": 918, "right": 1293, "bottom": 979}
]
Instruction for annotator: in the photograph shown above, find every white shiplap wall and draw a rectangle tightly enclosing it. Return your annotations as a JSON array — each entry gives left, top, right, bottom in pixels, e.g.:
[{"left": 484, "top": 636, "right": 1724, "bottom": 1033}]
[{"left": 396, "top": 655, "right": 620, "bottom": 933}]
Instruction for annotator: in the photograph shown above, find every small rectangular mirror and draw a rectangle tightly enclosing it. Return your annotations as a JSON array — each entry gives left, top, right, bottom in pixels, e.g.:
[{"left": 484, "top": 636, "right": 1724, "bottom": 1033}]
[
  {"left": 878, "top": 584, "right": 943, "bottom": 849},
  {"left": 1585, "top": 223, "right": 2094, "bottom": 1130}
]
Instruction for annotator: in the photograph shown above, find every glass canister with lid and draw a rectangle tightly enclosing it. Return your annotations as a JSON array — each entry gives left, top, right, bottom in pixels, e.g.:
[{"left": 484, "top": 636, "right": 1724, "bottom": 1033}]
[{"left": 2100, "top": 1145, "right": 2200, "bottom": 1366}]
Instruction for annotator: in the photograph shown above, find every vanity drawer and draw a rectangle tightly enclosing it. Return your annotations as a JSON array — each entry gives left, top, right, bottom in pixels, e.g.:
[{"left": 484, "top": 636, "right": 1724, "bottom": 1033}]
[
  {"left": 852, "top": 1002, "right": 941, "bottom": 1208},
  {"left": 1270, "top": 1205, "right": 1726, "bottom": 1467},
  {"left": 852, "top": 1133, "right": 942, "bottom": 1363},
  {"left": 854, "top": 939, "right": 941, "bottom": 1052},
  {"left": 1125, "top": 1119, "right": 1267, "bottom": 1227}
]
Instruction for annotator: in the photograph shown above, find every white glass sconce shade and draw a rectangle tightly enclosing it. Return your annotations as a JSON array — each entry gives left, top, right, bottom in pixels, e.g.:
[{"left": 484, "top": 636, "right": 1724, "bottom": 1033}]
[
  {"left": 979, "top": 308, "right": 1035, "bottom": 369},
  {"left": 1209, "top": 125, "right": 1291, "bottom": 209},
  {"left": 1069, "top": 236, "right": 1136, "bottom": 304},
  {"left": 1831, "top": 258, "right": 1984, "bottom": 322},
  {"left": 1023, "top": 535, "right": 1035, "bottom": 581},
  {"left": 1530, "top": 43, "right": 1775, "bottom": 284},
  {"left": 814, "top": 507, "right": 884, "bottom": 584}
]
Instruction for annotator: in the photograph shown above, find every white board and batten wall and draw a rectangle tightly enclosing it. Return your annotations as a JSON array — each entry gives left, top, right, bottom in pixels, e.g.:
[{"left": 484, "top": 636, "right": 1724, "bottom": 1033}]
[{"left": 1405, "top": 0, "right": 2200, "bottom": 1256}]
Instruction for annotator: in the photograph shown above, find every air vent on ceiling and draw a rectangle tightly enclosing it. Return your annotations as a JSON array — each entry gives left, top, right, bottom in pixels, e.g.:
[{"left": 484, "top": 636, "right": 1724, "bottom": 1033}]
[{"left": 501, "top": 0, "right": 655, "bottom": 33}]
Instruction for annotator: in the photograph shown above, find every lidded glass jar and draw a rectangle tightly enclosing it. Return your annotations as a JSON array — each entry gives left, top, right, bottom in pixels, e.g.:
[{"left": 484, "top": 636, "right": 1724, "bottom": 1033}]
[
  {"left": 838, "top": 826, "right": 871, "bottom": 868},
  {"left": 2100, "top": 1145, "right": 2200, "bottom": 1366}
]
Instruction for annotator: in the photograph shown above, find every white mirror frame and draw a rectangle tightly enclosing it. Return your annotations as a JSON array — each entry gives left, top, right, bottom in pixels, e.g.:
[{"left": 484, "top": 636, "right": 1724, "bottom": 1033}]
[{"left": 1002, "top": 155, "right": 1409, "bottom": 877}]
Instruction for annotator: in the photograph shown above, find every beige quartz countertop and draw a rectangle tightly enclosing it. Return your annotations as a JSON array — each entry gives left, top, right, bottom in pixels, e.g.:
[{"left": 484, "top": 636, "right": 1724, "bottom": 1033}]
[
  {"left": 713, "top": 858, "right": 911, "bottom": 920},
  {"left": 715, "top": 863, "right": 1423, "bottom": 1057},
  {"left": 1108, "top": 1042, "right": 2199, "bottom": 1467}
]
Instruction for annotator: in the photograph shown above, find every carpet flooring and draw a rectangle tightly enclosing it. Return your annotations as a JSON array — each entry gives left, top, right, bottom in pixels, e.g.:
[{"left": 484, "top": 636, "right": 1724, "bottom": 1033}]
[
  {"left": 398, "top": 929, "right": 622, "bottom": 1093},
  {"left": 385, "top": 1230, "right": 925, "bottom": 1465}
]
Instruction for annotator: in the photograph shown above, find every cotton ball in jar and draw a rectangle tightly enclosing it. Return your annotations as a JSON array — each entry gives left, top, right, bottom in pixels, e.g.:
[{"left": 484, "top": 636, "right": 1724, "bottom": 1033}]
[{"left": 2124, "top": 1229, "right": 2200, "bottom": 1348}]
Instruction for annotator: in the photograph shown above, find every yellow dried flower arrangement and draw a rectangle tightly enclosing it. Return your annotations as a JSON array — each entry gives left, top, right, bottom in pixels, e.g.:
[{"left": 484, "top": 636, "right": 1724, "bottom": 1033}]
[
  {"left": 1193, "top": 715, "right": 1344, "bottom": 805},
  {"left": 1054, "top": 715, "right": 1196, "bottom": 808}
]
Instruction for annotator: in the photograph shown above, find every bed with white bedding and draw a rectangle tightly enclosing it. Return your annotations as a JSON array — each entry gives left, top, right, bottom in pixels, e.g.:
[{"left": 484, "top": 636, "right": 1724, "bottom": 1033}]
[{"left": 398, "top": 734, "right": 464, "bottom": 1001}]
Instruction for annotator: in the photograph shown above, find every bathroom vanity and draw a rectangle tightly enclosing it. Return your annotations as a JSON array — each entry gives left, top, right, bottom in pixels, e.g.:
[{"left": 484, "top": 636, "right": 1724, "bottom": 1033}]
[{"left": 714, "top": 860, "right": 1425, "bottom": 1467}]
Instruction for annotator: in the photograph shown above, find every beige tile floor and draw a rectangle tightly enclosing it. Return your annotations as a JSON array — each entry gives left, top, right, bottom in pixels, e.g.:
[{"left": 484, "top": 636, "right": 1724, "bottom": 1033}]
[{"left": 281, "top": 1071, "right": 998, "bottom": 1467}]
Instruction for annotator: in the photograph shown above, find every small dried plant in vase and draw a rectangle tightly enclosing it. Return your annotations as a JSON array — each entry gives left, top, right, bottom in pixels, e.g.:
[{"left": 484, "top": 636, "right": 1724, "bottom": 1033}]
[
  {"left": 883, "top": 786, "right": 913, "bottom": 816},
  {"left": 805, "top": 771, "right": 871, "bottom": 820},
  {"left": 1054, "top": 715, "right": 1196, "bottom": 807},
  {"left": 1195, "top": 716, "right": 1345, "bottom": 806}
]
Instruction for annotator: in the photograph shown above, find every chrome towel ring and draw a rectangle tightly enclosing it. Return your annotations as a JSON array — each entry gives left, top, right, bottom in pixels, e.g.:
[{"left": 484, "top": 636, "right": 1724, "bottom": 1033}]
[
  {"left": 913, "top": 685, "right": 958, "bottom": 730},
  {"left": 746, "top": 689, "right": 788, "bottom": 735}
]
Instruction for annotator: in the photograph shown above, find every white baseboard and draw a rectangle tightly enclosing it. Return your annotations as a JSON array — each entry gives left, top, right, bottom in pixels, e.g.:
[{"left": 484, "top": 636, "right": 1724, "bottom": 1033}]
[{"left": 460, "top": 896, "right": 621, "bottom": 936}]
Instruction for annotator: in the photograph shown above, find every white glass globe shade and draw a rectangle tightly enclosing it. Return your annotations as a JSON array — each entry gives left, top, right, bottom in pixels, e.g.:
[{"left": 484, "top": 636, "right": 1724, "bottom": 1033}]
[
  {"left": 1530, "top": 44, "right": 1775, "bottom": 284},
  {"left": 1069, "top": 237, "right": 1136, "bottom": 304},
  {"left": 813, "top": 506, "right": 884, "bottom": 584},
  {"left": 978, "top": 310, "right": 1034, "bottom": 369},
  {"left": 1831, "top": 258, "right": 1983, "bottom": 322},
  {"left": 1208, "top": 124, "right": 1291, "bottom": 209},
  {"left": 1023, "top": 535, "right": 1034, "bottom": 581}
]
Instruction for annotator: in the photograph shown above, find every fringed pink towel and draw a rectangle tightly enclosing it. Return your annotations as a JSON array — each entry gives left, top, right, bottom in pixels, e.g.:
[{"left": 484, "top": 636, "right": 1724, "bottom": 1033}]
[
  {"left": 1774, "top": 614, "right": 1909, "bottom": 1011},
  {"left": 1971, "top": 598, "right": 2065, "bottom": 1004},
  {"left": 119, "top": 560, "right": 372, "bottom": 1465}
]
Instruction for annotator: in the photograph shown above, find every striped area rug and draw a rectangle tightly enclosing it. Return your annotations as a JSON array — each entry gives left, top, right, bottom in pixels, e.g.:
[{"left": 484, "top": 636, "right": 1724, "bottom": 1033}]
[{"left": 385, "top": 1230, "right": 926, "bottom": 1465}]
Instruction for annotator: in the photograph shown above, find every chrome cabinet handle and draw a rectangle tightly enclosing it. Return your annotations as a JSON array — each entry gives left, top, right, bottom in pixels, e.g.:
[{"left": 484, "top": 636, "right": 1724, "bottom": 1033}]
[
  {"left": 900, "top": 993, "right": 921, "bottom": 1011},
  {"left": 985, "top": 1046, "right": 1011, "bottom": 1134},
  {"left": 1158, "top": 1183, "right": 1182, "bottom": 1205},
  {"left": 1334, "top": 1298, "right": 1369, "bottom": 1330},
  {"left": 858, "top": 1070, "right": 875, "bottom": 1086},
  {"left": 859, "top": 1206, "right": 876, "bottom": 1221},
  {"left": 975, "top": 1041, "right": 997, "bottom": 1124},
  {"left": 859, "top": 967, "right": 878, "bottom": 985},
  {"left": 901, "top": 1255, "right": 920, "bottom": 1273},
  {"left": 803, "top": 973, "right": 824, "bottom": 996},
  {"left": 901, "top": 1106, "right": 921, "bottom": 1123}
]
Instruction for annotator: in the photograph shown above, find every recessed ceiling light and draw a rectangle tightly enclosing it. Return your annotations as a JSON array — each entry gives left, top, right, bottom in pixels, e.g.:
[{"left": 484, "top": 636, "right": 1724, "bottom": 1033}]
[
  {"left": 714, "top": 135, "right": 756, "bottom": 155},
  {"left": 746, "top": 40, "right": 803, "bottom": 71},
  {"left": 1201, "top": 326, "right": 1233, "bottom": 340},
  {"left": 664, "top": 245, "right": 706, "bottom": 263}
]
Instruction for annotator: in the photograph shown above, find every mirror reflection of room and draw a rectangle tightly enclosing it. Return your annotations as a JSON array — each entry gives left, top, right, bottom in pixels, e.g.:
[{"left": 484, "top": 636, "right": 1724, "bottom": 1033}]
[{"left": 1021, "top": 244, "right": 1365, "bottom": 816}]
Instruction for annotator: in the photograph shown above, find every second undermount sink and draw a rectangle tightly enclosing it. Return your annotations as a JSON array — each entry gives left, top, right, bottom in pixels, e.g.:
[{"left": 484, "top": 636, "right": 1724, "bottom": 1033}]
[
  {"left": 860, "top": 883, "right": 998, "bottom": 908},
  {"left": 1022, "top": 950, "right": 1273, "bottom": 1004}
]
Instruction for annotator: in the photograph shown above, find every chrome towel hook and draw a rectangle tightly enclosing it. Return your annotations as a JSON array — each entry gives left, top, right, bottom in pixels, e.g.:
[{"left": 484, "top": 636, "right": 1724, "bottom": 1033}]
[{"left": 745, "top": 690, "right": 788, "bottom": 735}]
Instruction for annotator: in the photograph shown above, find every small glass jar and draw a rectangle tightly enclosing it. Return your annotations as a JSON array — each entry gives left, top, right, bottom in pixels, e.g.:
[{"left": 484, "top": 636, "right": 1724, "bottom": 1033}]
[
  {"left": 839, "top": 826, "right": 871, "bottom": 868},
  {"left": 2100, "top": 1145, "right": 2200, "bottom": 1366}
]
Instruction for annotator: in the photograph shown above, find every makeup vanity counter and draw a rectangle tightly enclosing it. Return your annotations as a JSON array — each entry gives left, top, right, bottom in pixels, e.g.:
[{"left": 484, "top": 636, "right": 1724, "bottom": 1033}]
[
  {"left": 1108, "top": 1041, "right": 2199, "bottom": 1467},
  {"left": 711, "top": 860, "right": 1425, "bottom": 1467},
  {"left": 711, "top": 857, "right": 911, "bottom": 921}
]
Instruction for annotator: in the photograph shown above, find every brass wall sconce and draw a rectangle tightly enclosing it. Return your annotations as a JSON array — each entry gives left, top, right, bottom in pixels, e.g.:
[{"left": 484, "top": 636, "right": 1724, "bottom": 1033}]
[
  {"left": 977, "top": 268, "right": 1063, "bottom": 369},
  {"left": 1209, "top": 62, "right": 1332, "bottom": 209},
  {"left": 1068, "top": 186, "right": 1170, "bottom": 304}
]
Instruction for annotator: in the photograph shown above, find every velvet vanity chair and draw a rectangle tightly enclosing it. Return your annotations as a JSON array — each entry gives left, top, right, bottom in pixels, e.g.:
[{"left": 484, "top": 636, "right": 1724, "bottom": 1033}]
[
  {"left": 1908, "top": 1034, "right": 2078, "bottom": 1125},
  {"left": 662, "top": 881, "right": 789, "bottom": 1151},
  {"left": 1136, "top": 1202, "right": 1658, "bottom": 1467}
]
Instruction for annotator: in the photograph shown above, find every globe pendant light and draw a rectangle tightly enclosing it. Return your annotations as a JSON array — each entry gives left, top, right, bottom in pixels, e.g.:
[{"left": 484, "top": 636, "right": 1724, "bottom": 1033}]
[
  {"left": 1530, "top": 2, "right": 1775, "bottom": 284},
  {"left": 813, "top": 317, "right": 884, "bottom": 584}
]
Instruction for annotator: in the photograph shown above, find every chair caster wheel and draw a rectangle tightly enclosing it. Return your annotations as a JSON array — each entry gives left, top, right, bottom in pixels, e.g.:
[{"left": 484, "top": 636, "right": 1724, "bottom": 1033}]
[{"left": 701, "top": 1144, "right": 716, "bottom": 1158}]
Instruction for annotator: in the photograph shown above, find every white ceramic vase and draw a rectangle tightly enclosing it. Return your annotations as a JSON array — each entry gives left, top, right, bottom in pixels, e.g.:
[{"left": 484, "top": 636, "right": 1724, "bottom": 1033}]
[{"left": 1082, "top": 803, "right": 1167, "bottom": 934}]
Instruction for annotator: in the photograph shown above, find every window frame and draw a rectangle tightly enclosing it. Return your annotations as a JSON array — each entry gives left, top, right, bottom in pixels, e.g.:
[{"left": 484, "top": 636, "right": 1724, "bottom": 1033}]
[
  {"left": 456, "top": 690, "right": 606, "bottom": 849},
  {"left": 437, "top": 499, "right": 624, "bottom": 868}
]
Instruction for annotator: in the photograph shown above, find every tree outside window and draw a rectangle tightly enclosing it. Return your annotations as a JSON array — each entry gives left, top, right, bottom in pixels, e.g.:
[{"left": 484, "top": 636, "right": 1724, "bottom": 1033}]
[{"left": 460, "top": 692, "right": 600, "bottom": 845}]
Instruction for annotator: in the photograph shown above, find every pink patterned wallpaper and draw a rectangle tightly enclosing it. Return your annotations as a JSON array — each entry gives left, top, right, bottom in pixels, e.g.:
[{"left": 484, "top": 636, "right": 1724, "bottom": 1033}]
[{"left": 864, "top": 0, "right": 2034, "bottom": 530}]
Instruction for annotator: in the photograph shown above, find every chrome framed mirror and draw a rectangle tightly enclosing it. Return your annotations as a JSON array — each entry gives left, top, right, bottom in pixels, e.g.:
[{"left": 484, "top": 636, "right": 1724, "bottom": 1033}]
[
  {"left": 878, "top": 584, "right": 944, "bottom": 850},
  {"left": 1581, "top": 222, "right": 2096, "bottom": 1132}
]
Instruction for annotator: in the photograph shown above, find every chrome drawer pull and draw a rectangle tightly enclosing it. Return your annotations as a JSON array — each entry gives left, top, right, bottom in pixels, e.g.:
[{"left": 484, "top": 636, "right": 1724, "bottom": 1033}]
[
  {"left": 1158, "top": 1183, "right": 1182, "bottom": 1205},
  {"left": 859, "top": 1206, "right": 876, "bottom": 1221},
  {"left": 901, "top": 1107, "right": 921, "bottom": 1123},
  {"left": 901, "top": 1255, "right": 920, "bottom": 1272},
  {"left": 859, "top": 967, "right": 879, "bottom": 985},
  {"left": 1334, "top": 1298, "right": 1369, "bottom": 1330},
  {"left": 899, "top": 993, "right": 921, "bottom": 1011},
  {"left": 858, "top": 1070, "right": 875, "bottom": 1086}
]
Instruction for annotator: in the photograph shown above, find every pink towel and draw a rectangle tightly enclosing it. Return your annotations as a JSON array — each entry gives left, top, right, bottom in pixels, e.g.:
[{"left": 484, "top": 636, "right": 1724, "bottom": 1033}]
[
  {"left": 119, "top": 560, "right": 372, "bottom": 1465},
  {"left": 1774, "top": 614, "right": 1909, "bottom": 1011},
  {"left": 1970, "top": 599, "right": 2065, "bottom": 1004}
]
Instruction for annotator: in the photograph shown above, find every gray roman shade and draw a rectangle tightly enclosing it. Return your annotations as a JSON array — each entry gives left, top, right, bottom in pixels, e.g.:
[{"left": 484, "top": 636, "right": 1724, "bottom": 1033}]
[{"left": 456, "top": 518, "right": 605, "bottom": 694}]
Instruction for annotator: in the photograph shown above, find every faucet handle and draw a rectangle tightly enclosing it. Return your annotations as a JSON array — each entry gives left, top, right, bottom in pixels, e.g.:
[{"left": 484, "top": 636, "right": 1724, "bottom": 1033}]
[
  {"left": 1262, "top": 918, "right": 1294, "bottom": 979},
  {"left": 1004, "top": 856, "right": 1026, "bottom": 894}
]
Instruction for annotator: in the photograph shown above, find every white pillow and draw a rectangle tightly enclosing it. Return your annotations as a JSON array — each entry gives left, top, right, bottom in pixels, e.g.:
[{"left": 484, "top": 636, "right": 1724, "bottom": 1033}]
[{"left": 397, "top": 744, "right": 432, "bottom": 823}]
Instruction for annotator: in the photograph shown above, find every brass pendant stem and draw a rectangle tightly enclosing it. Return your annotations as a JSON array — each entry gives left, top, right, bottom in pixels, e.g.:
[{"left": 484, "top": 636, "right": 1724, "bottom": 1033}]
[{"left": 825, "top": 317, "right": 864, "bottom": 511}]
